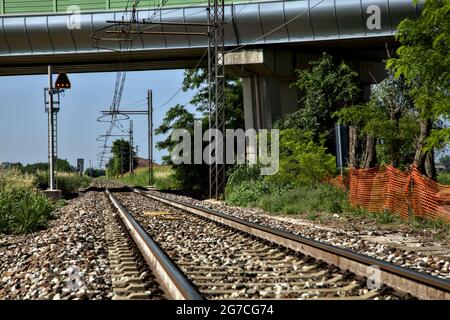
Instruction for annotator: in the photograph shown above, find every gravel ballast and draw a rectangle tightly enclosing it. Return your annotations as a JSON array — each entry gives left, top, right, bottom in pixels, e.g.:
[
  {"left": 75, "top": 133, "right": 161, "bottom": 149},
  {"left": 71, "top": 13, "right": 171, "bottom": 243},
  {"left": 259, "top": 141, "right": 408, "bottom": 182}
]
[
  {"left": 0, "top": 192, "right": 112, "bottom": 300},
  {"left": 146, "top": 190, "right": 450, "bottom": 280}
]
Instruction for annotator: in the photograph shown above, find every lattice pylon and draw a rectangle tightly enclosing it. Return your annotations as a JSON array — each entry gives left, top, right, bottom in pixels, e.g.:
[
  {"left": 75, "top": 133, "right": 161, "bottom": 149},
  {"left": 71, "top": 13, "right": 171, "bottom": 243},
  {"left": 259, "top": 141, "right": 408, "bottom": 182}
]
[{"left": 208, "top": 0, "right": 226, "bottom": 200}]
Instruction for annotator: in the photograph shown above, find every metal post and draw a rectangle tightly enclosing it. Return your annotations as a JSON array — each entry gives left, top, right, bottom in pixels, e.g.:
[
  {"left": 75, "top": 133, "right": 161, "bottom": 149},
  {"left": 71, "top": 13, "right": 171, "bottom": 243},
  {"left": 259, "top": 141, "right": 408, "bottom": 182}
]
[
  {"left": 48, "top": 65, "right": 56, "bottom": 191},
  {"left": 208, "top": 0, "right": 226, "bottom": 200},
  {"left": 337, "top": 123, "right": 344, "bottom": 177},
  {"left": 129, "top": 120, "right": 134, "bottom": 174},
  {"left": 120, "top": 144, "right": 124, "bottom": 176},
  {"left": 148, "top": 89, "right": 154, "bottom": 186}
]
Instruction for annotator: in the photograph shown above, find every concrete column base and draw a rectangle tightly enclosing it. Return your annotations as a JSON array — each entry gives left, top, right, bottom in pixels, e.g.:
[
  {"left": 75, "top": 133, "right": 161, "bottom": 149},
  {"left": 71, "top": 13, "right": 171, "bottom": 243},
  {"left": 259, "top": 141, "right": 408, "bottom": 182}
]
[{"left": 43, "top": 189, "right": 62, "bottom": 201}]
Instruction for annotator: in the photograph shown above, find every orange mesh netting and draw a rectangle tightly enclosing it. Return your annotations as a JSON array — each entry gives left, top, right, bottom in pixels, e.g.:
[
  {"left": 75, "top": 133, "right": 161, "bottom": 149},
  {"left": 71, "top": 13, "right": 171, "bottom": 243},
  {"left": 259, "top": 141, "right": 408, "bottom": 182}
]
[{"left": 334, "top": 165, "right": 450, "bottom": 221}]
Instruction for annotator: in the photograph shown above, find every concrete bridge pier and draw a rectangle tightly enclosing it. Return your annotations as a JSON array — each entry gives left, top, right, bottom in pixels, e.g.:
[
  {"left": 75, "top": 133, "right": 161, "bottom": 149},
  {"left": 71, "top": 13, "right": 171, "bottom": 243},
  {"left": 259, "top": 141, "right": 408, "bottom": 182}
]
[
  {"left": 225, "top": 49, "right": 302, "bottom": 132},
  {"left": 225, "top": 49, "right": 314, "bottom": 162},
  {"left": 225, "top": 48, "right": 388, "bottom": 161}
]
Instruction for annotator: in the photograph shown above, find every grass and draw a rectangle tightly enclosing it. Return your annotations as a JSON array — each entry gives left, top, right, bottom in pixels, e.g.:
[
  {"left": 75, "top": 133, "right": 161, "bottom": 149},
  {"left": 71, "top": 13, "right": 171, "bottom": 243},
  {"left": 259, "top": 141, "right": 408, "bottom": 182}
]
[
  {"left": 438, "top": 172, "right": 450, "bottom": 185},
  {"left": 225, "top": 180, "right": 450, "bottom": 241},
  {"left": 0, "top": 168, "right": 36, "bottom": 189},
  {"left": 256, "top": 184, "right": 348, "bottom": 215},
  {"left": 115, "top": 165, "right": 180, "bottom": 190},
  {"left": 35, "top": 170, "right": 91, "bottom": 196},
  {"left": 0, "top": 169, "right": 56, "bottom": 234}
]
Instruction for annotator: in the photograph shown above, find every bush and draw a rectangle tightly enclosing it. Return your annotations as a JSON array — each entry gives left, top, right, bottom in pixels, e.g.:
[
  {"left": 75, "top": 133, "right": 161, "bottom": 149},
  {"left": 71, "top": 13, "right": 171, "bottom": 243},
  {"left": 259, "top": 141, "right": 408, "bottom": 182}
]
[
  {"left": 266, "top": 129, "right": 336, "bottom": 188},
  {"left": 227, "top": 164, "right": 263, "bottom": 189},
  {"left": 117, "top": 166, "right": 180, "bottom": 190},
  {"left": 225, "top": 180, "right": 271, "bottom": 207},
  {"left": 438, "top": 172, "right": 450, "bottom": 185},
  {"left": 258, "top": 184, "right": 347, "bottom": 215},
  {"left": 0, "top": 186, "right": 54, "bottom": 234},
  {"left": 225, "top": 129, "right": 337, "bottom": 208},
  {"left": 35, "top": 171, "right": 91, "bottom": 196}
]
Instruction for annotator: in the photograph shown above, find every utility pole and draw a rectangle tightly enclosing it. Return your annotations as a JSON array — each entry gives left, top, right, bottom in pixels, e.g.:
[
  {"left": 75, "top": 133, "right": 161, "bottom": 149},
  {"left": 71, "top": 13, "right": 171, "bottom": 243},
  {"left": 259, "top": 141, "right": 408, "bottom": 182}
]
[
  {"left": 89, "top": 159, "right": 93, "bottom": 178},
  {"left": 120, "top": 143, "right": 124, "bottom": 177},
  {"left": 148, "top": 89, "right": 154, "bottom": 186},
  {"left": 129, "top": 120, "right": 134, "bottom": 174},
  {"left": 47, "top": 65, "right": 56, "bottom": 191},
  {"left": 208, "top": 0, "right": 226, "bottom": 200}
]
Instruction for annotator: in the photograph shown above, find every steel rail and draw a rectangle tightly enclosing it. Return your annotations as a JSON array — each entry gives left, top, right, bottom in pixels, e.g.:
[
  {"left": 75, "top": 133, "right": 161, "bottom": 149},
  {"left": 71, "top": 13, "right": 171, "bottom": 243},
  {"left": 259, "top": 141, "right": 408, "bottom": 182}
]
[
  {"left": 104, "top": 187, "right": 203, "bottom": 300},
  {"left": 127, "top": 187, "right": 450, "bottom": 300}
]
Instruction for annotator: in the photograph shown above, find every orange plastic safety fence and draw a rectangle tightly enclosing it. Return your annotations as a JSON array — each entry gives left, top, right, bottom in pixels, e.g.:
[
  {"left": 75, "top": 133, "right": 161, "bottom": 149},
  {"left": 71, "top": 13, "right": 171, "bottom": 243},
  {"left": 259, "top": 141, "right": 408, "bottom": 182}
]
[
  {"left": 328, "top": 175, "right": 347, "bottom": 190},
  {"left": 347, "top": 165, "right": 450, "bottom": 221},
  {"left": 410, "top": 167, "right": 450, "bottom": 220}
]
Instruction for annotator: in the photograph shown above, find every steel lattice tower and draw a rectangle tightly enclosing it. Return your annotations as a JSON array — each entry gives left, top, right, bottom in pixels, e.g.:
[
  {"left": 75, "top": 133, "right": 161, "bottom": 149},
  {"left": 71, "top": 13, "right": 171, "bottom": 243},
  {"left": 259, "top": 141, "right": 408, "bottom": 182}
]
[{"left": 208, "top": 0, "right": 226, "bottom": 200}]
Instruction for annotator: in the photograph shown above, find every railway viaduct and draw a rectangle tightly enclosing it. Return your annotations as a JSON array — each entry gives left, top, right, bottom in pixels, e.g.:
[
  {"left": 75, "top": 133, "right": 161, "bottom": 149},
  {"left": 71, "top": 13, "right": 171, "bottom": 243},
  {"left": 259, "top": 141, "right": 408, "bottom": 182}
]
[{"left": 0, "top": 0, "right": 423, "bottom": 131}]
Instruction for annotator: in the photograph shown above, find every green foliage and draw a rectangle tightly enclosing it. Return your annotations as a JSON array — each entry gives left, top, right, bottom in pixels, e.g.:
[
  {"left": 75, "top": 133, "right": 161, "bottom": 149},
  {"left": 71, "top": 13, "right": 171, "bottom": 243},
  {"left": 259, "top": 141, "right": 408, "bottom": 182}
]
[
  {"left": 225, "top": 129, "right": 337, "bottom": 207},
  {"left": 253, "top": 184, "right": 347, "bottom": 215},
  {"left": 0, "top": 186, "right": 54, "bottom": 234},
  {"left": 156, "top": 69, "right": 244, "bottom": 194},
  {"left": 84, "top": 168, "right": 105, "bottom": 178},
  {"left": 335, "top": 74, "right": 419, "bottom": 169},
  {"left": 374, "top": 210, "right": 401, "bottom": 224},
  {"left": 0, "top": 168, "right": 36, "bottom": 189},
  {"left": 226, "top": 164, "right": 263, "bottom": 190},
  {"left": 155, "top": 104, "right": 209, "bottom": 192},
  {"left": 438, "top": 172, "right": 450, "bottom": 185},
  {"left": 106, "top": 139, "right": 137, "bottom": 178},
  {"left": 439, "top": 155, "right": 450, "bottom": 173},
  {"left": 387, "top": 0, "right": 450, "bottom": 149},
  {"left": 182, "top": 69, "right": 245, "bottom": 129},
  {"left": 35, "top": 171, "right": 91, "bottom": 196},
  {"left": 277, "top": 53, "right": 361, "bottom": 151},
  {"left": 225, "top": 180, "right": 271, "bottom": 207},
  {"left": 118, "top": 166, "right": 180, "bottom": 190},
  {"left": 0, "top": 170, "right": 55, "bottom": 234},
  {"left": 267, "top": 129, "right": 336, "bottom": 188},
  {"left": 22, "top": 158, "right": 75, "bottom": 173}
]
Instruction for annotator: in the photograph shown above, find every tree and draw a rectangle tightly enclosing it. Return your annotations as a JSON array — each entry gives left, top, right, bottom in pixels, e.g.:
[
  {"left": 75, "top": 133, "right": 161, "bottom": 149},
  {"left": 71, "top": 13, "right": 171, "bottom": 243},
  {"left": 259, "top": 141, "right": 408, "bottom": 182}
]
[
  {"left": 182, "top": 69, "right": 245, "bottom": 129},
  {"left": 439, "top": 154, "right": 450, "bottom": 173},
  {"left": 387, "top": 0, "right": 450, "bottom": 179},
  {"left": 155, "top": 104, "right": 209, "bottom": 192},
  {"left": 106, "top": 139, "right": 136, "bottom": 177},
  {"left": 84, "top": 168, "right": 105, "bottom": 178},
  {"left": 156, "top": 69, "right": 244, "bottom": 194},
  {"left": 277, "top": 53, "right": 362, "bottom": 154},
  {"left": 22, "top": 158, "right": 75, "bottom": 173},
  {"left": 335, "top": 74, "right": 419, "bottom": 169}
]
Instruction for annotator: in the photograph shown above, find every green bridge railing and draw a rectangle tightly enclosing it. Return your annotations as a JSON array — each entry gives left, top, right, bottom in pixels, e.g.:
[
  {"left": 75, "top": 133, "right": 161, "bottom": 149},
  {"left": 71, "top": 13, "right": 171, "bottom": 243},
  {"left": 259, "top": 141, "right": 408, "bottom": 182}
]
[{"left": 0, "top": 0, "right": 257, "bottom": 15}]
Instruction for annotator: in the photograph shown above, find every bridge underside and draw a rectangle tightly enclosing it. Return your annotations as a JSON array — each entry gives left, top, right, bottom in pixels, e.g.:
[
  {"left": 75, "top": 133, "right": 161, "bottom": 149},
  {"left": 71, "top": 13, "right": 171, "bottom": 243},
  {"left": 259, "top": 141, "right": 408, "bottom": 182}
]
[
  {"left": 0, "top": 0, "right": 421, "bottom": 140},
  {"left": 0, "top": 36, "right": 394, "bottom": 75},
  {"left": 0, "top": 0, "right": 421, "bottom": 75}
]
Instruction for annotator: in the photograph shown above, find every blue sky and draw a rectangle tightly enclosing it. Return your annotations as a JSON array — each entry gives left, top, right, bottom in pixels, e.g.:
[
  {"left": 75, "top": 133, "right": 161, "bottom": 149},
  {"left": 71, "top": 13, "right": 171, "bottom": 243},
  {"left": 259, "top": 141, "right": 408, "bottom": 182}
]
[{"left": 0, "top": 69, "right": 196, "bottom": 168}]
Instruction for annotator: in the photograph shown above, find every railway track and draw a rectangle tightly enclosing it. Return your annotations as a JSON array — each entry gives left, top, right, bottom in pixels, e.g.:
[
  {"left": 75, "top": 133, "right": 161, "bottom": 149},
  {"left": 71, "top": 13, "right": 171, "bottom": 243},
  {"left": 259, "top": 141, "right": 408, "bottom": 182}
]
[{"left": 89, "top": 180, "right": 450, "bottom": 300}]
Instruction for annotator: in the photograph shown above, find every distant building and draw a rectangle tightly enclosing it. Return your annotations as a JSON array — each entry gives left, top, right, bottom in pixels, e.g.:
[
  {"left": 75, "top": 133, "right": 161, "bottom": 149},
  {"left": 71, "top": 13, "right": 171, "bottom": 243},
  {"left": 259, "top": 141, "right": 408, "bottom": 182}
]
[{"left": 135, "top": 157, "right": 158, "bottom": 168}]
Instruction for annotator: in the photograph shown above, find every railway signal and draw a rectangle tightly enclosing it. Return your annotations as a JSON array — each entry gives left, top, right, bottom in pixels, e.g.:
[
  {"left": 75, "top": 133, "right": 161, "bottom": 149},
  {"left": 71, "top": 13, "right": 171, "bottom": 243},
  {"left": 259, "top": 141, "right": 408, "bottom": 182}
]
[
  {"left": 44, "top": 65, "right": 71, "bottom": 200},
  {"left": 55, "top": 72, "right": 71, "bottom": 89}
]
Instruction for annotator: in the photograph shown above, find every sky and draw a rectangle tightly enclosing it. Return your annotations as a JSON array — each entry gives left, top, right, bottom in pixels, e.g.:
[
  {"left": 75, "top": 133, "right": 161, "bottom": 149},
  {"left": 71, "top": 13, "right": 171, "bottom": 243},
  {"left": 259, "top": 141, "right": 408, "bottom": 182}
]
[{"left": 0, "top": 69, "right": 197, "bottom": 168}]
